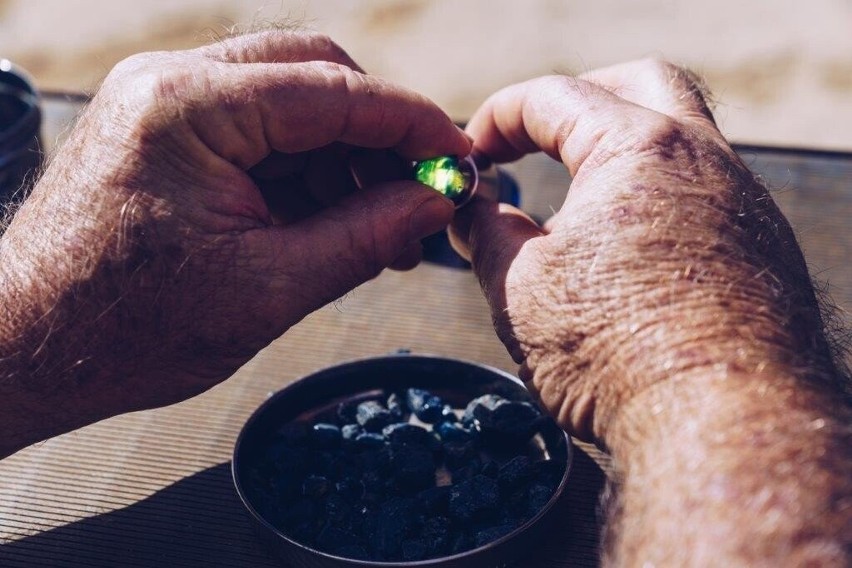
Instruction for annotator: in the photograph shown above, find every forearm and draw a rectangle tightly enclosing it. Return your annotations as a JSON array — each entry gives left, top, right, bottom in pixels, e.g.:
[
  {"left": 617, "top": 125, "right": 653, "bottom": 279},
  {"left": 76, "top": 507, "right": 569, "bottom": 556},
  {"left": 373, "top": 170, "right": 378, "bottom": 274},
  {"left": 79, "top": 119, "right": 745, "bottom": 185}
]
[
  {"left": 604, "top": 364, "right": 851, "bottom": 566},
  {"left": 0, "top": 163, "right": 121, "bottom": 457},
  {"left": 0, "top": 145, "right": 184, "bottom": 458},
  {"left": 511, "top": 183, "right": 852, "bottom": 564}
]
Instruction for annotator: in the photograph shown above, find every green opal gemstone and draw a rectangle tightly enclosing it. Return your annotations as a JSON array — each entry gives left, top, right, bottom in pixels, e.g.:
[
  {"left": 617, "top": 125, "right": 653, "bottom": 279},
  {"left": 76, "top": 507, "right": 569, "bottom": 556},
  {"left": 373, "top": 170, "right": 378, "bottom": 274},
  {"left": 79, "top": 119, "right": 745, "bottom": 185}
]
[{"left": 413, "top": 155, "right": 477, "bottom": 205}]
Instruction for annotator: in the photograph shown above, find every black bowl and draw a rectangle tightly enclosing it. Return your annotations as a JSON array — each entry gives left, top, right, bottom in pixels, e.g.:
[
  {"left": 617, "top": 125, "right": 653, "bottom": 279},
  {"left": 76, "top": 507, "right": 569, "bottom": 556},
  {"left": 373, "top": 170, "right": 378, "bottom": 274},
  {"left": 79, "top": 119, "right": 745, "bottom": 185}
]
[
  {"left": 0, "top": 60, "right": 41, "bottom": 203},
  {"left": 232, "top": 353, "right": 573, "bottom": 567}
]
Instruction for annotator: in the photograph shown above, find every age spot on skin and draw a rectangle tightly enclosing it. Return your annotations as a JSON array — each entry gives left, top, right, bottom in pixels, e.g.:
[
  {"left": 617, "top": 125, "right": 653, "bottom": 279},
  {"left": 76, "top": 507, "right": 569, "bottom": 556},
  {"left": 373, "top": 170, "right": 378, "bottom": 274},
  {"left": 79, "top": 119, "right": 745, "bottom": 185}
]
[{"left": 652, "top": 126, "right": 698, "bottom": 164}]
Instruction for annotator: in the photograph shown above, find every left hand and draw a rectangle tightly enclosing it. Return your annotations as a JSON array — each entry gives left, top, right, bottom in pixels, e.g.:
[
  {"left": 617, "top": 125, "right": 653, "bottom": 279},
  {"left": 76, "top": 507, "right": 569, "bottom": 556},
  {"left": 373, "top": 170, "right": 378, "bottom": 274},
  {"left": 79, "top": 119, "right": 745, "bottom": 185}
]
[{"left": 0, "top": 31, "right": 469, "bottom": 453}]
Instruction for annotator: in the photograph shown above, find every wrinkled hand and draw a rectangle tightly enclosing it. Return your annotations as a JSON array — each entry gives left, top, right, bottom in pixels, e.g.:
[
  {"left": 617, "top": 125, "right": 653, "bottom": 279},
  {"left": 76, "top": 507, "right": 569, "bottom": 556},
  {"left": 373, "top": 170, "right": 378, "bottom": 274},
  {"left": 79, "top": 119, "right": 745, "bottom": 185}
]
[
  {"left": 450, "top": 59, "right": 832, "bottom": 444},
  {"left": 0, "top": 31, "right": 469, "bottom": 428}
]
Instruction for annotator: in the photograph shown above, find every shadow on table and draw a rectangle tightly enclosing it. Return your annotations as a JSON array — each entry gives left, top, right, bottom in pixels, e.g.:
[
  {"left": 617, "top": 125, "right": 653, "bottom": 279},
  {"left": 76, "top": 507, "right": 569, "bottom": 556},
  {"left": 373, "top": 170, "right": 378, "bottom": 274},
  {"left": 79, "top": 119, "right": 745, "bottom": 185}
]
[
  {"left": 0, "top": 462, "right": 279, "bottom": 568},
  {"left": 0, "top": 452, "right": 604, "bottom": 567}
]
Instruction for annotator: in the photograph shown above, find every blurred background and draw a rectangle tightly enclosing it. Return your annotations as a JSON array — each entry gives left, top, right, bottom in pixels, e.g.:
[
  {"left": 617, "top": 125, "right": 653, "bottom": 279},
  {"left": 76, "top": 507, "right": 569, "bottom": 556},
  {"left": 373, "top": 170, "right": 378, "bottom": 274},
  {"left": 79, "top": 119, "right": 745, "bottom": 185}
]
[{"left": 1, "top": 0, "right": 850, "bottom": 151}]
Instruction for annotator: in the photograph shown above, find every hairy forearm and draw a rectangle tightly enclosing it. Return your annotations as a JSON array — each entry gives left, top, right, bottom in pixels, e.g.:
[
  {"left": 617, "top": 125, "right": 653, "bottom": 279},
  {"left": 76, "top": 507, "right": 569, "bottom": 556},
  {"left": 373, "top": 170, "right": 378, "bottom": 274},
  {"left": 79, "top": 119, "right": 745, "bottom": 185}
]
[
  {"left": 509, "top": 171, "right": 852, "bottom": 564},
  {"left": 595, "top": 198, "right": 852, "bottom": 564},
  {"left": 603, "top": 364, "right": 851, "bottom": 566},
  {"left": 0, "top": 136, "right": 192, "bottom": 458},
  {"left": 0, "top": 160, "right": 122, "bottom": 456}
]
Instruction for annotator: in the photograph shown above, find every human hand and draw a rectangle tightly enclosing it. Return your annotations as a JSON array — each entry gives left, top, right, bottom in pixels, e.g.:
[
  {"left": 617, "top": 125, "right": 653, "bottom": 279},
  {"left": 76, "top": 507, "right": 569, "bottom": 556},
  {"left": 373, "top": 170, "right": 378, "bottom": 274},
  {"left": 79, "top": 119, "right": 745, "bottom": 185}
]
[
  {"left": 0, "top": 31, "right": 469, "bottom": 451},
  {"left": 449, "top": 59, "right": 839, "bottom": 444}
]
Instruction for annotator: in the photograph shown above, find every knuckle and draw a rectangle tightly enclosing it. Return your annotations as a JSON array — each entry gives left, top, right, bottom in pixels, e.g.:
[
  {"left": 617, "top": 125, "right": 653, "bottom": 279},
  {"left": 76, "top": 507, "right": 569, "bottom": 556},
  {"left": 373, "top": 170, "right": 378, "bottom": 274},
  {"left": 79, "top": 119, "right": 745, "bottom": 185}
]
[
  {"left": 632, "top": 114, "right": 692, "bottom": 159},
  {"left": 106, "top": 52, "right": 157, "bottom": 82},
  {"left": 237, "top": 30, "right": 350, "bottom": 64},
  {"left": 99, "top": 57, "right": 207, "bottom": 147},
  {"left": 304, "top": 32, "right": 349, "bottom": 61},
  {"left": 637, "top": 56, "right": 682, "bottom": 78},
  {"left": 330, "top": 214, "right": 391, "bottom": 284},
  {"left": 637, "top": 57, "right": 714, "bottom": 117},
  {"left": 307, "top": 59, "right": 348, "bottom": 77},
  {"left": 302, "top": 59, "right": 352, "bottom": 88},
  {"left": 635, "top": 57, "right": 700, "bottom": 91},
  {"left": 105, "top": 53, "right": 198, "bottom": 111}
]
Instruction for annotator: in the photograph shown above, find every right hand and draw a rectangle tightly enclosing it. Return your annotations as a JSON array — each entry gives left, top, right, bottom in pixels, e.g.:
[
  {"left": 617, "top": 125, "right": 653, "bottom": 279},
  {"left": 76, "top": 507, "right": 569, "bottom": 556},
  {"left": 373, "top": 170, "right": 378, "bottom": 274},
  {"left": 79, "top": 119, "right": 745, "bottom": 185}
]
[{"left": 450, "top": 59, "right": 835, "bottom": 444}]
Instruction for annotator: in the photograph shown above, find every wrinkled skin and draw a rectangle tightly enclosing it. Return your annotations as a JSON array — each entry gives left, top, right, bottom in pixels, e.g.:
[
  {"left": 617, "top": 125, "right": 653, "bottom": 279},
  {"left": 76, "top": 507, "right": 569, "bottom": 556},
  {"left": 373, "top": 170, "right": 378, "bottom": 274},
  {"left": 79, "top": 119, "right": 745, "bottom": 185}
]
[
  {"left": 0, "top": 34, "right": 848, "bottom": 566},
  {"left": 0, "top": 31, "right": 469, "bottom": 447},
  {"left": 449, "top": 59, "right": 838, "bottom": 442},
  {"left": 449, "top": 59, "right": 850, "bottom": 566}
]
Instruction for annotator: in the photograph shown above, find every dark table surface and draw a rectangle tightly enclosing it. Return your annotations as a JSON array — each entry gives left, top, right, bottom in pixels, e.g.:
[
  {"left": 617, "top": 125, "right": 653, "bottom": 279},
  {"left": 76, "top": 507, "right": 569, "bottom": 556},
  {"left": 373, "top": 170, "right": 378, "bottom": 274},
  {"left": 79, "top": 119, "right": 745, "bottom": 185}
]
[{"left": 0, "top": 93, "right": 849, "bottom": 567}]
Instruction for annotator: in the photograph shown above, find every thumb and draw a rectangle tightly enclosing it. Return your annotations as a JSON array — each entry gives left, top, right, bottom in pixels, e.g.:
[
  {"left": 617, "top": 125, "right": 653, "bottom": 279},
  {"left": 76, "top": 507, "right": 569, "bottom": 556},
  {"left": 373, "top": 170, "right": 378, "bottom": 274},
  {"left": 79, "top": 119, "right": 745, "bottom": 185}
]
[
  {"left": 251, "top": 181, "right": 453, "bottom": 317},
  {"left": 449, "top": 198, "right": 543, "bottom": 303}
]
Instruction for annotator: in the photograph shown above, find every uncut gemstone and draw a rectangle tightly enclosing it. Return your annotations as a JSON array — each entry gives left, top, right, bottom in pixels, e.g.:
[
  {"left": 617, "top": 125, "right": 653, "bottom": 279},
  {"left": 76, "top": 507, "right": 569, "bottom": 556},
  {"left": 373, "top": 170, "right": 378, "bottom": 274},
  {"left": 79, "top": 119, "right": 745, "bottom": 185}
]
[
  {"left": 498, "top": 456, "right": 532, "bottom": 490},
  {"left": 337, "top": 400, "right": 360, "bottom": 424},
  {"left": 387, "top": 392, "right": 407, "bottom": 419},
  {"left": 527, "top": 483, "right": 554, "bottom": 516},
  {"left": 462, "top": 394, "right": 503, "bottom": 423},
  {"left": 270, "top": 470, "right": 302, "bottom": 502},
  {"left": 480, "top": 458, "right": 499, "bottom": 478},
  {"left": 422, "top": 515, "right": 452, "bottom": 554},
  {"left": 435, "top": 421, "right": 477, "bottom": 444},
  {"left": 316, "top": 525, "right": 361, "bottom": 553},
  {"left": 341, "top": 423, "right": 362, "bottom": 441},
  {"left": 356, "top": 401, "right": 395, "bottom": 432},
  {"left": 252, "top": 384, "right": 567, "bottom": 563},
  {"left": 529, "top": 459, "right": 565, "bottom": 490},
  {"left": 464, "top": 395, "right": 540, "bottom": 445},
  {"left": 322, "top": 493, "right": 352, "bottom": 525},
  {"left": 360, "top": 447, "right": 392, "bottom": 475},
  {"left": 355, "top": 432, "right": 386, "bottom": 450},
  {"left": 382, "top": 423, "right": 434, "bottom": 448},
  {"left": 405, "top": 388, "right": 446, "bottom": 423},
  {"left": 290, "top": 521, "right": 319, "bottom": 546},
  {"left": 391, "top": 446, "right": 436, "bottom": 490},
  {"left": 451, "top": 459, "right": 483, "bottom": 484},
  {"left": 312, "top": 451, "right": 348, "bottom": 479},
  {"left": 310, "top": 423, "right": 342, "bottom": 450},
  {"left": 436, "top": 404, "right": 458, "bottom": 423},
  {"left": 449, "top": 474, "right": 499, "bottom": 521},
  {"left": 362, "top": 470, "right": 385, "bottom": 497},
  {"left": 335, "top": 477, "right": 365, "bottom": 501},
  {"left": 303, "top": 475, "right": 332, "bottom": 499},
  {"left": 506, "top": 486, "right": 531, "bottom": 518},
  {"left": 450, "top": 532, "right": 473, "bottom": 555},
  {"left": 416, "top": 486, "right": 451, "bottom": 515},
  {"left": 443, "top": 440, "right": 478, "bottom": 470},
  {"left": 474, "top": 523, "right": 517, "bottom": 547},
  {"left": 402, "top": 539, "right": 430, "bottom": 561},
  {"left": 281, "top": 498, "right": 316, "bottom": 529},
  {"left": 371, "top": 500, "right": 417, "bottom": 559}
]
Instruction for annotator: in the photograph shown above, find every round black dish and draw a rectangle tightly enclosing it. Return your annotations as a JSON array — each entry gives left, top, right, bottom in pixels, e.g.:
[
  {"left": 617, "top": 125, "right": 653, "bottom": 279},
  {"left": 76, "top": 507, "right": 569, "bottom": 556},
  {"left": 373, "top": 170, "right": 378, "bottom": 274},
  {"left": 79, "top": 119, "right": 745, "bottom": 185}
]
[
  {"left": 232, "top": 353, "right": 573, "bottom": 567},
  {"left": 0, "top": 60, "right": 41, "bottom": 204}
]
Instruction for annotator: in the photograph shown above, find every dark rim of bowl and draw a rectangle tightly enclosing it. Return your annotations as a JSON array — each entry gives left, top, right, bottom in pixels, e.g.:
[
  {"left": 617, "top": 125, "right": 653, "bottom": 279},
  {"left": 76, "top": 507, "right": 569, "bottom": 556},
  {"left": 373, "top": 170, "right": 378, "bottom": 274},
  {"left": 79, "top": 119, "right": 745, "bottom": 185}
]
[
  {"left": 0, "top": 61, "right": 41, "bottom": 170},
  {"left": 232, "top": 352, "right": 573, "bottom": 567}
]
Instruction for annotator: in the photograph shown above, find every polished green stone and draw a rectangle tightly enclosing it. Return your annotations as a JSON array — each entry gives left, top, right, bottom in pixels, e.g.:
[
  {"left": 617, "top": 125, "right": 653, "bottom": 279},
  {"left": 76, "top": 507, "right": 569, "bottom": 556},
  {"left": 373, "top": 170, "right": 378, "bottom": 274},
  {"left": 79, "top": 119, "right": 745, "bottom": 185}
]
[{"left": 414, "top": 156, "right": 472, "bottom": 201}]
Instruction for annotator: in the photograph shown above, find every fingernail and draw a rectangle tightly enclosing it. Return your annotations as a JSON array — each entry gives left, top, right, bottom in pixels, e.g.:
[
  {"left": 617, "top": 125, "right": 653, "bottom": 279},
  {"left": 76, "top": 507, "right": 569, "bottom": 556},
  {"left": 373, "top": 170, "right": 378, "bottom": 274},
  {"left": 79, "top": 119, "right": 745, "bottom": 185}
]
[
  {"left": 458, "top": 127, "right": 475, "bottom": 145},
  {"left": 410, "top": 194, "right": 454, "bottom": 238}
]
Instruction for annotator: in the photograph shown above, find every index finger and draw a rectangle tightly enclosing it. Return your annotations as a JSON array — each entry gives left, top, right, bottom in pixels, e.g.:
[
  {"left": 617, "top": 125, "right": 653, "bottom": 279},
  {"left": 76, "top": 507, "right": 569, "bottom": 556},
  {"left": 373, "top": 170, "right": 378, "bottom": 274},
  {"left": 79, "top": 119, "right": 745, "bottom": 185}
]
[
  {"left": 195, "top": 30, "right": 365, "bottom": 72},
  {"left": 581, "top": 58, "right": 717, "bottom": 129},
  {"left": 173, "top": 61, "right": 471, "bottom": 169},
  {"left": 465, "top": 75, "right": 651, "bottom": 176}
]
